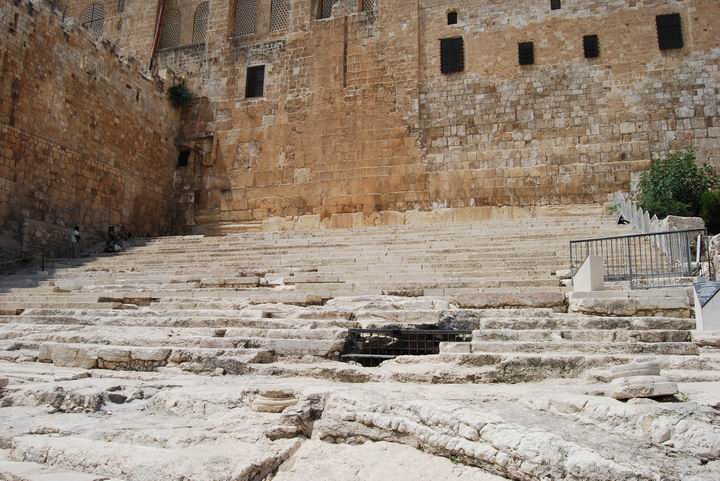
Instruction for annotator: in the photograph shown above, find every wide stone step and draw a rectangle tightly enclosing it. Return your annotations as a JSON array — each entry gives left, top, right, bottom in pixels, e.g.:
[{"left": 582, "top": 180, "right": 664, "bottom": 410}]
[
  {"left": 9, "top": 435, "right": 299, "bottom": 481},
  {"left": 0, "top": 452, "right": 125, "bottom": 481},
  {"left": 469, "top": 341, "right": 699, "bottom": 355},
  {"left": 384, "top": 351, "right": 720, "bottom": 383},
  {"left": 0, "top": 302, "right": 122, "bottom": 311},
  {"left": 16, "top": 308, "right": 273, "bottom": 318},
  {"left": 0, "top": 349, "right": 37, "bottom": 363},
  {"left": 36, "top": 342, "right": 275, "bottom": 372},
  {"left": 472, "top": 316, "right": 695, "bottom": 331},
  {"left": 472, "top": 329, "right": 691, "bottom": 343},
  {"left": 199, "top": 336, "right": 345, "bottom": 356},
  {"left": 0, "top": 314, "right": 360, "bottom": 330},
  {"left": 449, "top": 290, "right": 566, "bottom": 309},
  {"left": 0, "top": 324, "right": 347, "bottom": 355},
  {"left": 569, "top": 295, "right": 692, "bottom": 318}
]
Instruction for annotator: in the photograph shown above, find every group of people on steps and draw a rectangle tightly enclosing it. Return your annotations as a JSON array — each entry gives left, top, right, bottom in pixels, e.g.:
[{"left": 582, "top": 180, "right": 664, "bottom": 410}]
[{"left": 70, "top": 225, "right": 131, "bottom": 257}]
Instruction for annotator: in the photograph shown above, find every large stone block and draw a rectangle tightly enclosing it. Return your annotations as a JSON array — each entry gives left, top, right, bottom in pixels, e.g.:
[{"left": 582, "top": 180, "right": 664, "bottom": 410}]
[
  {"left": 659, "top": 216, "right": 705, "bottom": 233},
  {"left": 572, "top": 255, "right": 604, "bottom": 292},
  {"left": 609, "top": 375, "right": 679, "bottom": 400}
]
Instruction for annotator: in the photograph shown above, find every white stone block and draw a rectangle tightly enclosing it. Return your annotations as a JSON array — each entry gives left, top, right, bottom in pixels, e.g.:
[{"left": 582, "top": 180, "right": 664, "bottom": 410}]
[
  {"left": 573, "top": 255, "right": 604, "bottom": 292},
  {"left": 694, "top": 281, "right": 720, "bottom": 330}
]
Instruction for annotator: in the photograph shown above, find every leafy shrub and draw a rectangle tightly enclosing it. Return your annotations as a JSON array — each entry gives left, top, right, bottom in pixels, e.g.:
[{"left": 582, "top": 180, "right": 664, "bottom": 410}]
[
  {"left": 701, "top": 191, "right": 720, "bottom": 234},
  {"left": 168, "top": 84, "right": 193, "bottom": 107},
  {"left": 638, "top": 150, "right": 718, "bottom": 218}
]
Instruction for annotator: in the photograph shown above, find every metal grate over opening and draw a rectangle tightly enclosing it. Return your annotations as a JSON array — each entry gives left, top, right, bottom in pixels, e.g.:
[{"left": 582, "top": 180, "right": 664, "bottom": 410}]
[
  {"left": 235, "top": 0, "right": 257, "bottom": 36},
  {"left": 440, "top": 37, "right": 464, "bottom": 74},
  {"left": 270, "top": 0, "right": 290, "bottom": 32},
  {"left": 340, "top": 329, "right": 472, "bottom": 367},
  {"left": 192, "top": 2, "right": 209, "bottom": 44},
  {"left": 518, "top": 41, "right": 535, "bottom": 65},
  {"left": 80, "top": 3, "right": 105, "bottom": 40},
  {"left": 361, "top": 0, "right": 376, "bottom": 13},
  {"left": 583, "top": 34, "right": 600, "bottom": 59},
  {"left": 159, "top": 9, "right": 181, "bottom": 49},
  {"left": 318, "top": 0, "right": 338, "bottom": 19}
]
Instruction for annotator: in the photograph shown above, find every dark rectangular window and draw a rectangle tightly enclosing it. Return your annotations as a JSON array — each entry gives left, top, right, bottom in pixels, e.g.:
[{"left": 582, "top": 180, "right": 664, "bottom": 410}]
[
  {"left": 583, "top": 35, "right": 600, "bottom": 58},
  {"left": 178, "top": 150, "right": 190, "bottom": 167},
  {"left": 550, "top": 0, "right": 561, "bottom": 10},
  {"left": 447, "top": 11, "right": 457, "bottom": 25},
  {"left": 440, "top": 37, "right": 464, "bottom": 74},
  {"left": 656, "top": 13, "right": 684, "bottom": 50},
  {"left": 245, "top": 65, "right": 265, "bottom": 98},
  {"left": 518, "top": 42, "right": 534, "bottom": 65}
]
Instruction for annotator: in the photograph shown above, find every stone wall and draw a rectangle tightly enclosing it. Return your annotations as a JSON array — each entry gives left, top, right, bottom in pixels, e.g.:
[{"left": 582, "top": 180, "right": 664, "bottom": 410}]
[
  {"left": 26, "top": 0, "right": 720, "bottom": 231},
  {"left": 60, "top": 0, "right": 158, "bottom": 65},
  {"left": 163, "top": 0, "right": 427, "bottom": 230},
  {"left": 418, "top": 0, "right": 720, "bottom": 207},
  {"left": 0, "top": 0, "right": 180, "bottom": 257}
]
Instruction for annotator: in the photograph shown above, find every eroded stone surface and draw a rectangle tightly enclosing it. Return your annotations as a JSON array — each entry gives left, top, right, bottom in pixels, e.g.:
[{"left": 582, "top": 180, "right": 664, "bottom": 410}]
[
  {"left": 274, "top": 441, "right": 505, "bottom": 481},
  {"left": 1, "top": 363, "right": 719, "bottom": 481},
  {"left": 610, "top": 375, "right": 680, "bottom": 401}
]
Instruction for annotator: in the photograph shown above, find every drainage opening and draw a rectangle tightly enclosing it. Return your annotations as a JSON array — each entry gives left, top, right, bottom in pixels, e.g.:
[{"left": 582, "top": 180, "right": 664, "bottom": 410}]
[{"left": 339, "top": 328, "right": 472, "bottom": 367}]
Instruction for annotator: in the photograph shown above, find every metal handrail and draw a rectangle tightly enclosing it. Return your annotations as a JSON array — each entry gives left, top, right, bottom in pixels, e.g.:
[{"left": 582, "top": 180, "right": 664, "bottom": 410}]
[
  {"left": 572, "top": 228, "right": 707, "bottom": 244},
  {"left": 570, "top": 228, "right": 714, "bottom": 289},
  {"left": 0, "top": 252, "right": 50, "bottom": 274}
]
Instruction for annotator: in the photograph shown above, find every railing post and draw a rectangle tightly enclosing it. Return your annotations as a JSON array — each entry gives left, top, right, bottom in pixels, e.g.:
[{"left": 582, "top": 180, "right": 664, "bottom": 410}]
[
  {"left": 626, "top": 236, "right": 633, "bottom": 287},
  {"left": 685, "top": 232, "right": 692, "bottom": 277}
]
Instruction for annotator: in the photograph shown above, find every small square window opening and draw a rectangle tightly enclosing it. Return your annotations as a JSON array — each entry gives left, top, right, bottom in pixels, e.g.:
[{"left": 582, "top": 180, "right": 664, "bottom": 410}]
[
  {"left": 518, "top": 42, "right": 534, "bottom": 65},
  {"left": 245, "top": 65, "right": 265, "bottom": 98},
  {"left": 583, "top": 35, "right": 600, "bottom": 58}
]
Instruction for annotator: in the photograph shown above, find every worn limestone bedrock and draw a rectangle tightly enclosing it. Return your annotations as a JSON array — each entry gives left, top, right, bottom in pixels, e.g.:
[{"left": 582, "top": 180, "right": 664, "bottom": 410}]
[
  {"left": 272, "top": 440, "right": 506, "bottom": 481},
  {"left": 1, "top": 364, "right": 719, "bottom": 481}
]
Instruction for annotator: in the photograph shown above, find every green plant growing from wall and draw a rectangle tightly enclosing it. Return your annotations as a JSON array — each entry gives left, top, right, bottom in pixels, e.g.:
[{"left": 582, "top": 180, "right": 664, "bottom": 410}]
[
  {"left": 637, "top": 150, "right": 718, "bottom": 218},
  {"left": 168, "top": 84, "right": 194, "bottom": 107},
  {"left": 700, "top": 191, "right": 720, "bottom": 234}
]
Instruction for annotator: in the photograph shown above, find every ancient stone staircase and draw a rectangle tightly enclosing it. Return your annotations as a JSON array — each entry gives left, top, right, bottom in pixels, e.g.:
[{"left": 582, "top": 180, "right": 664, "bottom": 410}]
[{"left": 0, "top": 214, "right": 713, "bottom": 386}]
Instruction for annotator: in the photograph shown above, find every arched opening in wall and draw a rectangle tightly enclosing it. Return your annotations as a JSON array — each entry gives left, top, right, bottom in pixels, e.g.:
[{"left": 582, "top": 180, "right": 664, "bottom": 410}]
[
  {"left": 159, "top": 9, "right": 182, "bottom": 49},
  {"left": 193, "top": 2, "right": 210, "bottom": 44},
  {"left": 270, "top": 0, "right": 290, "bottom": 32},
  {"left": 234, "top": 0, "right": 257, "bottom": 36},
  {"left": 117, "top": 0, "right": 126, "bottom": 13},
  {"left": 80, "top": 4, "right": 105, "bottom": 40}
]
